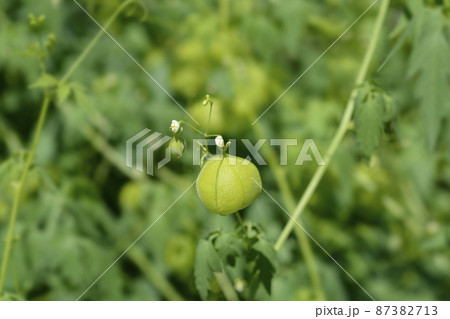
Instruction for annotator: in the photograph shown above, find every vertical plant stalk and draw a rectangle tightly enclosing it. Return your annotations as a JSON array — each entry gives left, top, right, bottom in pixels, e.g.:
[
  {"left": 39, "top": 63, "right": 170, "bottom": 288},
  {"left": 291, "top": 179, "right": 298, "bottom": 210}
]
[
  {"left": 127, "top": 247, "right": 184, "bottom": 301},
  {"left": 206, "top": 101, "right": 213, "bottom": 136},
  {"left": 252, "top": 122, "right": 325, "bottom": 300},
  {"left": 235, "top": 211, "right": 244, "bottom": 227},
  {"left": 214, "top": 272, "right": 239, "bottom": 301},
  {"left": 0, "top": 93, "right": 51, "bottom": 293},
  {"left": 60, "top": 0, "right": 135, "bottom": 83},
  {"left": 0, "top": 0, "right": 135, "bottom": 295},
  {"left": 274, "top": 0, "right": 391, "bottom": 251}
]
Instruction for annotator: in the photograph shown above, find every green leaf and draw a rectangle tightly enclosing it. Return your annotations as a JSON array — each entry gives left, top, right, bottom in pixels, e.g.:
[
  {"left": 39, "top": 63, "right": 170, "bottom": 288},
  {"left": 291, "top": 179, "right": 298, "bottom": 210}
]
[
  {"left": 194, "top": 239, "right": 222, "bottom": 300},
  {"left": 381, "top": 92, "right": 397, "bottom": 123},
  {"left": 377, "top": 15, "right": 412, "bottom": 72},
  {"left": 72, "top": 83, "right": 95, "bottom": 116},
  {"left": 354, "top": 85, "right": 384, "bottom": 157},
  {"left": 407, "top": 8, "right": 450, "bottom": 149},
  {"left": 29, "top": 73, "right": 58, "bottom": 89},
  {"left": 0, "top": 155, "right": 25, "bottom": 193},
  {"left": 57, "top": 82, "right": 72, "bottom": 103},
  {"left": 214, "top": 233, "right": 245, "bottom": 266},
  {"left": 251, "top": 238, "right": 277, "bottom": 294},
  {"left": 253, "top": 238, "right": 277, "bottom": 269}
]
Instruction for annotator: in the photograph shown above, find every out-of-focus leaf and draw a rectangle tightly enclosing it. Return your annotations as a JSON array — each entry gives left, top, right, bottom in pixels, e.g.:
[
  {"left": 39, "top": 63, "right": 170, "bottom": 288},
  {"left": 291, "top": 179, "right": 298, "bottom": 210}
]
[
  {"left": 354, "top": 85, "right": 384, "bottom": 157},
  {"left": 253, "top": 238, "right": 277, "bottom": 270},
  {"left": 29, "top": 73, "right": 57, "bottom": 89},
  {"left": 214, "top": 233, "right": 245, "bottom": 267},
  {"left": 57, "top": 82, "right": 72, "bottom": 103},
  {"left": 249, "top": 238, "right": 277, "bottom": 295},
  {"left": 194, "top": 239, "right": 222, "bottom": 300},
  {"left": 407, "top": 8, "right": 450, "bottom": 149}
]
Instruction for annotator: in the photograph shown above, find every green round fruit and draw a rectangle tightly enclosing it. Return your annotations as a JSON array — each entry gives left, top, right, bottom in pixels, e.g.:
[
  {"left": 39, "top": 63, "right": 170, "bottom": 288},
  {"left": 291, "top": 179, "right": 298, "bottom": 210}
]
[{"left": 196, "top": 154, "right": 262, "bottom": 216}]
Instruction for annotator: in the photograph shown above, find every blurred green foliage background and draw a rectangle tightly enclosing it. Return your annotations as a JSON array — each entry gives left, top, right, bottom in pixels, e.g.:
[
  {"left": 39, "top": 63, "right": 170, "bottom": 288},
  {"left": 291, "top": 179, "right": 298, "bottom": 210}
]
[{"left": 0, "top": 0, "right": 449, "bottom": 300}]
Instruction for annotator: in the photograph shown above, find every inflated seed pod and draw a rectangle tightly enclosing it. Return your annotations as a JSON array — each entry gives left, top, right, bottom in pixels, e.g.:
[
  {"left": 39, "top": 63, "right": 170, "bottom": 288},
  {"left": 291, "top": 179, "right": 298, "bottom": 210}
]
[{"left": 196, "top": 154, "right": 262, "bottom": 216}]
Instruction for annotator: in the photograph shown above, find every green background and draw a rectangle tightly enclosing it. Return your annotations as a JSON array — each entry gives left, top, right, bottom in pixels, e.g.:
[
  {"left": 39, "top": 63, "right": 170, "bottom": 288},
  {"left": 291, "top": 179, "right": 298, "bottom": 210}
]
[{"left": 0, "top": 0, "right": 449, "bottom": 300}]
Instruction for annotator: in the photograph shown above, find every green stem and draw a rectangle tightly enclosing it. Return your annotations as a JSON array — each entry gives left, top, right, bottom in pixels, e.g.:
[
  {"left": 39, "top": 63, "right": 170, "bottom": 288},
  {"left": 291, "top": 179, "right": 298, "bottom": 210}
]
[
  {"left": 180, "top": 118, "right": 220, "bottom": 160},
  {"left": 252, "top": 122, "right": 325, "bottom": 300},
  {"left": 204, "top": 134, "right": 221, "bottom": 138},
  {"left": 60, "top": 0, "right": 134, "bottom": 83},
  {"left": 274, "top": 0, "right": 390, "bottom": 251},
  {"left": 179, "top": 120, "right": 207, "bottom": 136},
  {"left": 235, "top": 211, "right": 244, "bottom": 227},
  {"left": 294, "top": 226, "right": 324, "bottom": 300},
  {"left": 81, "top": 123, "right": 142, "bottom": 180},
  {"left": 127, "top": 247, "right": 184, "bottom": 301},
  {"left": 0, "top": 0, "right": 135, "bottom": 295},
  {"left": 179, "top": 120, "right": 219, "bottom": 138},
  {"left": 206, "top": 103, "right": 213, "bottom": 135},
  {"left": 214, "top": 271, "right": 238, "bottom": 301},
  {"left": 205, "top": 100, "right": 213, "bottom": 156},
  {"left": 0, "top": 93, "right": 51, "bottom": 294}
]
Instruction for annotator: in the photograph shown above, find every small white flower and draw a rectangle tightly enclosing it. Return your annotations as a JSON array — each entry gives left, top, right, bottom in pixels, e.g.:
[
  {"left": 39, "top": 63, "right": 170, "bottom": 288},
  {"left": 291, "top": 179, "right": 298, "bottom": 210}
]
[
  {"left": 170, "top": 120, "right": 180, "bottom": 133},
  {"left": 215, "top": 135, "right": 224, "bottom": 148}
]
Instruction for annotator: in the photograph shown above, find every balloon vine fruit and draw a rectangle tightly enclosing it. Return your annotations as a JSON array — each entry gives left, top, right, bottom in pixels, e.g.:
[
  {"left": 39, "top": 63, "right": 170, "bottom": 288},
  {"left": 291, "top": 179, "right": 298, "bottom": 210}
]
[{"left": 196, "top": 154, "right": 262, "bottom": 216}]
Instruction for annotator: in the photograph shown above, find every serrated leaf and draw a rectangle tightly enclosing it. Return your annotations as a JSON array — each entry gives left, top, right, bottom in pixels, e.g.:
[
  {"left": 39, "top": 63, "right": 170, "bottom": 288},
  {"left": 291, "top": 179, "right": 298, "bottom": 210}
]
[
  {"left": 354, "top": 86, "right": 384, "bottom": 157},
  {"left": 29, "top": 73, "right": 58, "bottom": 89},
  {"left": 255, "top": 252, "right": 275, "bottom": 294},
  {"left": 194, "top": 239, "right": 222, "bottom": 300},
  {"left": 214, "top": 233, "right": 245, "bottom": 266},
  {"left": 252, "top": 238, "right": 277, "bottom": 269},
  {"left": 252, "top": 238, "right": 276, "bottom": 294},
  {"left": 377, "top": 16, "right": 412, "bottom": 72},
  {"left": 246, "top": 237, "right": 276, "bottom": 296},
  {"left": 407, "top": 8, "right": 450, "bottom": 149}
]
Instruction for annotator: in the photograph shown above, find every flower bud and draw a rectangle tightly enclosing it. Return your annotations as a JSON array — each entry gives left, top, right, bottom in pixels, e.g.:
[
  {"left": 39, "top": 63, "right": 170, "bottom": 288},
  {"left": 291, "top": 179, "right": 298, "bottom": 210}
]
[
  {"left": 169, "top": 136, "right": 185, "bottom": 158},
  {"left": 45, "top": 33, "right": 56, "bottom": 52}
]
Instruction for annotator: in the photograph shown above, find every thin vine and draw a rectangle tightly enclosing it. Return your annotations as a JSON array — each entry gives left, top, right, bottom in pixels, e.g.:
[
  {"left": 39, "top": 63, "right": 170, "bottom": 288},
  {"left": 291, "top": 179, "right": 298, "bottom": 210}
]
[
  {"left": 0, "top": 0, "right": 138, "bottom": 295},
  {"left": 274, "top": 0, "right": 391, "bottom": 251}
]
